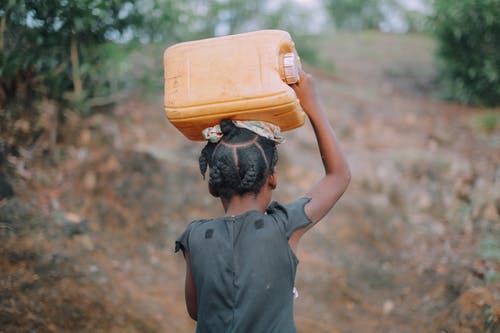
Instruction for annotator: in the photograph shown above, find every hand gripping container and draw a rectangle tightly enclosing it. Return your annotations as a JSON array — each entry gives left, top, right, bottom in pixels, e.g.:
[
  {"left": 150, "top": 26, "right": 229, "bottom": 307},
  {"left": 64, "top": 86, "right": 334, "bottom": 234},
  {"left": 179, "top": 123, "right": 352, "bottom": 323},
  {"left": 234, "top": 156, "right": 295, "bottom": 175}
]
[{"left": 164, "top": 30, "right": 305, "bottom": 141}]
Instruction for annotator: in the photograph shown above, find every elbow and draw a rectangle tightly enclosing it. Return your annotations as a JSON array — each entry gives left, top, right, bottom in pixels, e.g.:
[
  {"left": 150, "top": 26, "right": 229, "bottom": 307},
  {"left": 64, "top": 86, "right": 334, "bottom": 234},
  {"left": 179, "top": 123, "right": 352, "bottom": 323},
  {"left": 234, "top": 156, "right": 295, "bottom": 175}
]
[
  {"left": 338, "top": 170, "right": 351, "bottom": 194},
  {"left": 327, "top": 159, "right": 351, "bottom": 191},
  {"left": 336, "top": 164, "right": 351, "bottom": 192},
  {"left": 344, "top": 165, "right": 352, "bottom": 189},
  {"left": 324, "top": 165, "right": 351, "bottom": 194}
]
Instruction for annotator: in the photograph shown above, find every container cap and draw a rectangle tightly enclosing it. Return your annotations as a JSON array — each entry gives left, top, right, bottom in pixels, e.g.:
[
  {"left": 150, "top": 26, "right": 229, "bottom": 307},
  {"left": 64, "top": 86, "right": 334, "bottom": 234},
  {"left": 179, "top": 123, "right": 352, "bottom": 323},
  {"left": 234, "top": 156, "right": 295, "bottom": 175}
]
[{"left": 283, "top": 53, "right": 300, "bottom": 84}]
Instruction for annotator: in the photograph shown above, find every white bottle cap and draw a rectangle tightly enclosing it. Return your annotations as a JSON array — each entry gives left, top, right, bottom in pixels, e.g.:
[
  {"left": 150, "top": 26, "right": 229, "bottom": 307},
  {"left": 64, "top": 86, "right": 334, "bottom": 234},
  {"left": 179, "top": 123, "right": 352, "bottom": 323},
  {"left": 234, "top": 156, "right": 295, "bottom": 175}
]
[{"left": 283, "top": 53, "right": 300, "bottom": 84}]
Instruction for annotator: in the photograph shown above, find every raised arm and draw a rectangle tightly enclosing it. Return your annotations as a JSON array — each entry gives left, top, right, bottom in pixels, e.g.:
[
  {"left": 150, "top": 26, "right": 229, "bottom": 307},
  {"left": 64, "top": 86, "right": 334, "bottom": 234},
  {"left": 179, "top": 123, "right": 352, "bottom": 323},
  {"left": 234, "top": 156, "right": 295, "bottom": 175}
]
[{"left": 289, "top": 70, "right": 351, "bottom": 245}]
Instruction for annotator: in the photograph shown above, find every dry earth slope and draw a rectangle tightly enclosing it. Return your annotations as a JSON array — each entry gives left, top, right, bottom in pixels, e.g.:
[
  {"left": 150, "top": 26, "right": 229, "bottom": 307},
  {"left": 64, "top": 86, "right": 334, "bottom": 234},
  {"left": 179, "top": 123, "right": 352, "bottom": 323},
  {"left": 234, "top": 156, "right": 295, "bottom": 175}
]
[{"left": 1, "top": 32, "right": 499, "bottom": 332}]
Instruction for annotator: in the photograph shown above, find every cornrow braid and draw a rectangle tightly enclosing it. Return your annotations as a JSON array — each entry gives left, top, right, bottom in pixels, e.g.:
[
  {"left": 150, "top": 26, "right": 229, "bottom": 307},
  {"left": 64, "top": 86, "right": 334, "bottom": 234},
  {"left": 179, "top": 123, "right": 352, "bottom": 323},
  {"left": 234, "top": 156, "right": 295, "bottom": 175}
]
[
  {"left": 198, "top": 119, "right": 278, "bottom": 200},
  {"left": 199, "top": 142, "right": 217, "bottom": 179}
]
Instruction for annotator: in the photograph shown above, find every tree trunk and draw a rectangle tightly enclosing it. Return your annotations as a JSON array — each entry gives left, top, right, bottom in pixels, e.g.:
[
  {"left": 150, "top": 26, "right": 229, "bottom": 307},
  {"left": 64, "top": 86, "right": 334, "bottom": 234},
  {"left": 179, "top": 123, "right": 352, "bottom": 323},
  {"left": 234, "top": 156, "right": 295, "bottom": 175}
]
[
  {"left": 0, "top": 12, "right": 6, "bottom": 52},
  {"left": 70, "top": 34, "right": 82, "bottom": 97}
]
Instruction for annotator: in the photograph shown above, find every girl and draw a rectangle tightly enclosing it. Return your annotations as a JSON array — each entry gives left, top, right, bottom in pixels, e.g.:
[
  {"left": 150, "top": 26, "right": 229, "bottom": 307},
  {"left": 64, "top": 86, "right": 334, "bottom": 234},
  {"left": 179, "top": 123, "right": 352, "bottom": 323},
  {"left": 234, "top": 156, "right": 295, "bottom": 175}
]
[{"left": 175, "top": 70, "right": 351, "bottom": 333}]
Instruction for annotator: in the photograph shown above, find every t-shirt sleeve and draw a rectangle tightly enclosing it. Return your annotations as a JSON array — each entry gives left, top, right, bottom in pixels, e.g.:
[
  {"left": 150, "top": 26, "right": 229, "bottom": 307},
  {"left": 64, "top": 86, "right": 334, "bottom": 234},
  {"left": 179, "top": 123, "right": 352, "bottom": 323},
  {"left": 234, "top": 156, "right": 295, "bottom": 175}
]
[
  {"left": 267, "top": 197, "right": 313, "bottom": 239},
  {"left": 174, "top": 221, "right": 197, "bottom": 255}
]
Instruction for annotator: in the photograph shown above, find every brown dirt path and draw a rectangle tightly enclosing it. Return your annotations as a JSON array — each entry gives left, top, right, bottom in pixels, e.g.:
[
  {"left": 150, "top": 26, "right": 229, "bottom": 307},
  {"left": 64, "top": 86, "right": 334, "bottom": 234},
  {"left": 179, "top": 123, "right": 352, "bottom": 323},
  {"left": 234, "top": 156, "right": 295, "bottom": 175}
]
[{"left": 1, "top": 32, "right": 499, "bottom": 332}]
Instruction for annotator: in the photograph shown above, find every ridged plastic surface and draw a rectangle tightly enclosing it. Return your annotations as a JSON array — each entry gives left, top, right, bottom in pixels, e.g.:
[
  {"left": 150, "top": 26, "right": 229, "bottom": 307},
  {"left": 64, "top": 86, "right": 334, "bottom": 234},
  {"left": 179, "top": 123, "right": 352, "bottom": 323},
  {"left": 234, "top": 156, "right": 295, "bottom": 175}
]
[{"left": 164, "top": 30, "right": 305, "bottom": 141}]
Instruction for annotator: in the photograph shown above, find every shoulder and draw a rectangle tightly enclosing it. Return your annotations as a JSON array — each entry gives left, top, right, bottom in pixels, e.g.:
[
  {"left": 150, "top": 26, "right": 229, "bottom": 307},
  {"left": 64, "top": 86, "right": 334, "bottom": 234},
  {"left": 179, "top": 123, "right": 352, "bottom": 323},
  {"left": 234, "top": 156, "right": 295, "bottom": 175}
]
[
  {"left": 266, "top": 198, "right": 313, "bottom": 239},
  {"left": 266, "top": 197, "right": 312, "bottom": 217},
  {"left": 174, "top": 218, "right": 213, "bottom": 254},
  {"left": 182, "top": 218, "right": 212, "bottom": 234}
]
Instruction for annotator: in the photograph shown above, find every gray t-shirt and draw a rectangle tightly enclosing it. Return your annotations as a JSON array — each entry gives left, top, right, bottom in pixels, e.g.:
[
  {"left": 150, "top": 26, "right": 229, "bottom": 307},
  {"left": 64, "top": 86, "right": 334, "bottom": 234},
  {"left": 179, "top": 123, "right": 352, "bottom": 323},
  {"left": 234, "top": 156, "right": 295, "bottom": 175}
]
[{"left": 175, "top": 198, "right": 312, "bottom": 333}]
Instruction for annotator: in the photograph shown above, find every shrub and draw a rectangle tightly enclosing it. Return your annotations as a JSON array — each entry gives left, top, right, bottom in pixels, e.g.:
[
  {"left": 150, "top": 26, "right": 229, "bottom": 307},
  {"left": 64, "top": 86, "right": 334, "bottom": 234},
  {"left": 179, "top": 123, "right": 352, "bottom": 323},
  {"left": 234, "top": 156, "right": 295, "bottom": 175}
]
[
  {"left": 0, "top": 0, "right": 180, "bottom": 111},
  {"left": 433, "top": 0, "right": 500, "bottom": 106}
]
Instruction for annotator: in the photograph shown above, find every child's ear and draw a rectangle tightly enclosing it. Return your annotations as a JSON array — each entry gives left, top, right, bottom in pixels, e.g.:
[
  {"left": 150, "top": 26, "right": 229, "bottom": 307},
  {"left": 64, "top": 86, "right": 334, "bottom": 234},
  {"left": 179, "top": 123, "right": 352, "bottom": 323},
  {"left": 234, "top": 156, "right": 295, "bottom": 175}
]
[
  {"left": 268, "top": 172, "right": 277, "bottom": 190},
  {"left": 209, "top": 184, "right": 220, "bottom": 197}
]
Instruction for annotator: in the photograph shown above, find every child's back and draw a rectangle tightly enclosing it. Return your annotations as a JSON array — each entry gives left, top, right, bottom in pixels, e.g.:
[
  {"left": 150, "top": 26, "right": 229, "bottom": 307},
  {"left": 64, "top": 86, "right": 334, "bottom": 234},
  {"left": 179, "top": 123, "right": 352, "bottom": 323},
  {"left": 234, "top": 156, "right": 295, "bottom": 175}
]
[
  {"left": 176, "top": 70, "right": 351, "bottom": 333},
  {"left": 176, "top": 199, "right": 310, "bottom": 332}
]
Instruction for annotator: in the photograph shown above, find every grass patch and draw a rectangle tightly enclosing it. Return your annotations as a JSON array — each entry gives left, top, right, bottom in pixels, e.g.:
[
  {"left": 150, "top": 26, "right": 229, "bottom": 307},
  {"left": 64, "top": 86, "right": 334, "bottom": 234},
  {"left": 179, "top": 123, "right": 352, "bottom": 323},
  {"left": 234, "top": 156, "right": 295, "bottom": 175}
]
[{"left": 471, "top": 110, "right": 500, "bottom": 133}]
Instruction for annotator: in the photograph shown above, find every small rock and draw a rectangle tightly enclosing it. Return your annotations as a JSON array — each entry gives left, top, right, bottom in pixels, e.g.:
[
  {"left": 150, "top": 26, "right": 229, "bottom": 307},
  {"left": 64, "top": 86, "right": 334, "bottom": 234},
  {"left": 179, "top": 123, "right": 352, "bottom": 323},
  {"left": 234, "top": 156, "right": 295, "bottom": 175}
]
[
  {"left": 383, "top": 300, "right": 394, "bottom": 315},
  {"left": 89, "top": 264, "right": 99, "bottom": 273},
  {"left": 59, "top": 212, "right": 89, "bottom": 237}
]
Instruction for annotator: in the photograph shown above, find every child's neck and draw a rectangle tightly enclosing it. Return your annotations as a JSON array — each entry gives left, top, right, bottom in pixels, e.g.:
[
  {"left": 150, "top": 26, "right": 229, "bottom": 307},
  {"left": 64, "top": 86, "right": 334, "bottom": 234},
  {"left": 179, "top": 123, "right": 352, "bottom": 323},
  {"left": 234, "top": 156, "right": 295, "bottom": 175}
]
[{"left": 222, "top": 193, "right": 267, "bottom": 216}]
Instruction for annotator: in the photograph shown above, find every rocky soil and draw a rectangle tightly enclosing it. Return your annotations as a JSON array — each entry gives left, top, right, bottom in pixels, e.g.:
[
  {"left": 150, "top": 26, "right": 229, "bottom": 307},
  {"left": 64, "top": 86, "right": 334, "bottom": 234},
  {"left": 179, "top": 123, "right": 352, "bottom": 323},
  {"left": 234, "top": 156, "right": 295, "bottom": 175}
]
[{"left": 1, "top": 32, "right": 499, "bottom": 332}]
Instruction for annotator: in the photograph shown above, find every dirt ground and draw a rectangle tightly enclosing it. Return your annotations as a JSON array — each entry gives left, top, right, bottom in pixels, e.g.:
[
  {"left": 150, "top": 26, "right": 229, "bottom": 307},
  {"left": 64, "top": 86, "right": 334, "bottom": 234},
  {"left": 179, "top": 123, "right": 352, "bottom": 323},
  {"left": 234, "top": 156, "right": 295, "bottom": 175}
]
[{"left": 1, "top": 32, "right": 499, "bottom": 332}]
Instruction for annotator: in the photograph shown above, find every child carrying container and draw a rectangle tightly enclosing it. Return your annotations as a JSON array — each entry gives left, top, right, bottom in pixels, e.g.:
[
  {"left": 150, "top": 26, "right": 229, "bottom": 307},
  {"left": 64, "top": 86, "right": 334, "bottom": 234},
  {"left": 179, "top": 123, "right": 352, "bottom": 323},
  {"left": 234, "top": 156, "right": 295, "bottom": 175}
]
[{"left": 174, "top": 68, "right": 351, "bottom": 332}]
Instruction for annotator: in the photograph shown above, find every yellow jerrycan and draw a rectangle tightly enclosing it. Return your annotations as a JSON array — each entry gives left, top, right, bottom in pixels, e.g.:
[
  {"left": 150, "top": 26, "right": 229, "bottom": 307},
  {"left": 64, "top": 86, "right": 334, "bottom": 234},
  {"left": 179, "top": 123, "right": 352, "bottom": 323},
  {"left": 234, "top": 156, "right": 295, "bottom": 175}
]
[{"left": 163, "top": 29, "right": 305, "bottom": 141}]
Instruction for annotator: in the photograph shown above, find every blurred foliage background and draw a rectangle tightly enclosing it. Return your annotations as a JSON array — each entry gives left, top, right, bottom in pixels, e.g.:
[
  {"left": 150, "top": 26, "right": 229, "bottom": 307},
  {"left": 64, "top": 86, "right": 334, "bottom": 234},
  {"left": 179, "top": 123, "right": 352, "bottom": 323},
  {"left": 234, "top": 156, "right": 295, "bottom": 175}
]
[
  {"left": 433, "top": 0, "right": 500, "bottom": 106},
  {"left": 1, "top": 0, "right": 499, "bottom": 112}
]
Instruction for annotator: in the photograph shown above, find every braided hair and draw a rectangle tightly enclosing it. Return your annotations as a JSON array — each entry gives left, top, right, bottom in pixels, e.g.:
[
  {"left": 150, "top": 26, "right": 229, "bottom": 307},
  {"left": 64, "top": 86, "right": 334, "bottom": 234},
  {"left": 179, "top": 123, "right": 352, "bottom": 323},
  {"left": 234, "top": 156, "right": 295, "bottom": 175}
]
[{"left": 199, "top": 119, "right": 279, "bottom": 200}]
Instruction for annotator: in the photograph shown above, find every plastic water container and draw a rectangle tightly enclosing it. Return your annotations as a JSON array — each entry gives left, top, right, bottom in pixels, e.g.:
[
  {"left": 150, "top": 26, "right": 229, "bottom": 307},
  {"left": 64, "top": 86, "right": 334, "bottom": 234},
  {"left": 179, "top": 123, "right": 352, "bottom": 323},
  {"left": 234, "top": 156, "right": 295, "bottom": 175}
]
[{"left": 164, "top": 30, "right": 305, "bottom": 141}]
